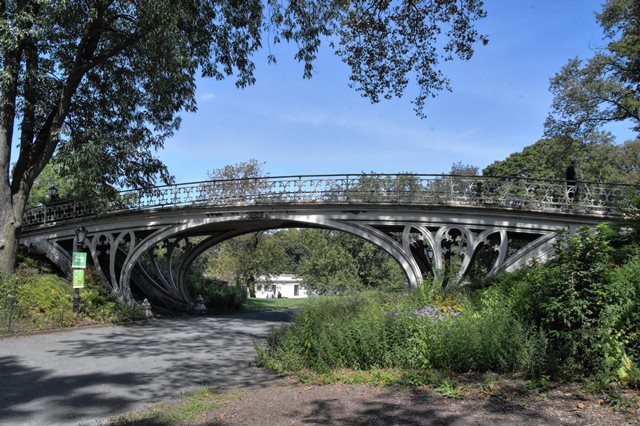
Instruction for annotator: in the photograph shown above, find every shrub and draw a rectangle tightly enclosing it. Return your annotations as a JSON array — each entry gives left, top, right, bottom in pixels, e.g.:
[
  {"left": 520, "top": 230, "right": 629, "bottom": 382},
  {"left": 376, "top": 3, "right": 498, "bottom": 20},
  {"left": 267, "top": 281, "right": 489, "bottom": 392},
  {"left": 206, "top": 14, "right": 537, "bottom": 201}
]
[
  {"left": 1, "top": 271, "right": 75, "bottom": 329},
  {"left": 78, "top": 268, "right": 124, "bottom": 322},
  {"left": 189, "top": 278, "right": 247, "bottom": 312},
  {"left": 530, "top": 225, "right": 624, "bottom": 376},
  {"left": 1, "top": 260, "right": 146, "bottom": 332},
  {"left": 258, "top": 289, "right": 547, "bottom": 377},
  {"left": 608, "top": 253, "right": 640, "bottom": 362}
]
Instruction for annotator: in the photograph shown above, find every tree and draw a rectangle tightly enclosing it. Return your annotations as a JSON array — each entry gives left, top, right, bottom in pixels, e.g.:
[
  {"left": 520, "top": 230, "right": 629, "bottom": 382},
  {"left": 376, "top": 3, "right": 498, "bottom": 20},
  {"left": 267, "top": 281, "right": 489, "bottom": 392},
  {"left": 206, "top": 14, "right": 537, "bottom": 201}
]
[
  {"left": 204, "top": 231, "right": 287, "bottom": 296},
  {"left": 545, "top": 0, "right": 640, "bottom": 139},
  {"left": 297, "top": 230, "right": 362, "bottom": 295},
  {"left": 348, "top": 171, "right": 423, "bottom": 201},
  {"left": 0, "top": 1, "right": 488, "bottom": 276},
  {"left": 206, "top": 159, "right": 268, "bottom": 201},
  {"left": 448, "top": 161, "right": 478, "bottom": 176},
  {"left": 334, "top": 231, "right": 406, "bottom": 289},
  {"left": 483, "top": 134, "right": 640, "bottom": 184}
]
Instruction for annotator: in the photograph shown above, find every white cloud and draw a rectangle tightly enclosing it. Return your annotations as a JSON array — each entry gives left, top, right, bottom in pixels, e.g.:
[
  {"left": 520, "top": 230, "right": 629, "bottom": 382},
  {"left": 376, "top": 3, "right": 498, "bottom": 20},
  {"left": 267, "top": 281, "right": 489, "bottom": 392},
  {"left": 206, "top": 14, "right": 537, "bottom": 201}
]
[{"left": 199, "top": 92, "right": 216, "bottom": 102}]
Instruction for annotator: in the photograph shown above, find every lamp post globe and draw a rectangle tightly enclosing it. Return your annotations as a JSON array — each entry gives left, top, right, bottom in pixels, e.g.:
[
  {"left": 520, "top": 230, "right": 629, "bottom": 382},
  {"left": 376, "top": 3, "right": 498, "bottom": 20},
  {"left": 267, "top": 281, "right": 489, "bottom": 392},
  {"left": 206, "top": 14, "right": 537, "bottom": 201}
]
[
  {"left": 75, "top": 226, "right": 88, "bottom": 249},
  {"left": 47, "top": 185, "right": 59, "bottom": 203}
]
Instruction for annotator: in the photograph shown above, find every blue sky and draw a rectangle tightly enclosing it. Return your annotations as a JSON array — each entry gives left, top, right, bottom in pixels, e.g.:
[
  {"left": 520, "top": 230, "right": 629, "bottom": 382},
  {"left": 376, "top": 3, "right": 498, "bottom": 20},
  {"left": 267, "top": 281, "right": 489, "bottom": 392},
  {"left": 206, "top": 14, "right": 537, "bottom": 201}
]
[{"left": 160, "top": 0, "right": 636, "bottom": 183}]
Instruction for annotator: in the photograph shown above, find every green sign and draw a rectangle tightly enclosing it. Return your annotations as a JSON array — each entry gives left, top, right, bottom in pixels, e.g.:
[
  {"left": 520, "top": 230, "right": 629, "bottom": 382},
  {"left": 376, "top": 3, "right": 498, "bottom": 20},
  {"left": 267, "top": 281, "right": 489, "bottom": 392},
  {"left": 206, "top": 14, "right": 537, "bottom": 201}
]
[
  {"left": 72, "top": 269, "right": 85, "bottom": 288},
  {"left": 72, "top": 252, "right": 87, "bottom": 269}
]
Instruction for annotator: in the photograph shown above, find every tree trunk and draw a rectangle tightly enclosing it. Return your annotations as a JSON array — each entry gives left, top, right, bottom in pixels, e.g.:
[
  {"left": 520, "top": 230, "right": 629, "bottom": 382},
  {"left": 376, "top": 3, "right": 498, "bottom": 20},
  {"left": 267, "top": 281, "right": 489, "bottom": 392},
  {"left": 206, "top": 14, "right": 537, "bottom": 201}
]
[{"left": 0, "top": 192, "right": 21, "bottom": 278}]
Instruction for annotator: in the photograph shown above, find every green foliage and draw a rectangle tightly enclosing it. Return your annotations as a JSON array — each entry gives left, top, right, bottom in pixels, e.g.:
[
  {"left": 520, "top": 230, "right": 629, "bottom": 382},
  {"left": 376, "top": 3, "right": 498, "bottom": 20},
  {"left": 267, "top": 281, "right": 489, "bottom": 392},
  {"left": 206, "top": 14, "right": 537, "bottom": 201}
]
[
  {"left": 531, "top": 226, "right": 620, "bottom": 375},
  {"left": 436, "top": 378, "right": 463, "bottom": 398},
  {"left": 348, "top": 172, "right": 424, "bottom": 201},
  {"left": 206, "top": 159, "right": 269, "bottom": 199},
  {"left": 259, "top": 221, "right": 640, "bottom": 386},
  {"left": 258, "top": 288, "right": 546, "bottom": 377},
  {"left": 78, "top": 269, "right": 123, "bottom": 322},
  {"left": 482, "top": 134, "right": 640, "bottom": 184},
  {"left": 199, "top": 227, "right": 407, "bottom": 297},
  {"left": 109, "top": 387, "right": 241, "bottom": 425},
  {"left": 14, "top": 274, "right": 74, "bottom": 326},
  {"left": 401, "top": 288, "right": 547, "bottom": 375},
  {"left": 27, "top": 163, "right": 77, "bottom": 206},
  {"left": 545, "top": 0, "right": 640, "bottom": 139},
  {"left": 258, "top": 295, "right": 393, "bottom": 372},
  {"left": 608, "top": 253, "right": 640, "bottom": 361},
  {"left": 0, "top": 259, "right": 148, "bottom": 334},
  {"left": 189, "top": 278, "right": 247, "bottom": 312},
  {"left": 297, "top": 233, "right": 362, "bottom": 295},
  {"left": 2, "top": 0, "right": 488, "bottom": 197},
  {"left": 447, "top": 161, "right": 479, "bottom": 176}
]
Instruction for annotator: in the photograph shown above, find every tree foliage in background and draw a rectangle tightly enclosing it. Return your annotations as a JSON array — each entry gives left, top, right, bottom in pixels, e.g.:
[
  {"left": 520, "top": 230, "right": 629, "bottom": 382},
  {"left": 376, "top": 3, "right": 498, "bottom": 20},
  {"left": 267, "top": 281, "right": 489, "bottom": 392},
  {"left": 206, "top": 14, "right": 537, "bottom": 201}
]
[
  {"left": 447, "top": 161, "right": 478, "bottom": 176},
  {"left": 200, "top": 228, "right": 406, "bottom": 296},
  {"left": 545, "top": 0, "right": 640, "bottom": 140},
  {"left": 0, "top": 0, "right": 488, "bottom": 277},
  {"left": 483, "top": 135, "right": 640, "bottom": 184},
  {"left": 205, "top": 158, "right": 269, "bottom": 200},
  {"left": 297, "top": 230, "right": 362, "bottom": 294},
  {"left": 204, "top": 231, "right": 287, "bottom": 295}
]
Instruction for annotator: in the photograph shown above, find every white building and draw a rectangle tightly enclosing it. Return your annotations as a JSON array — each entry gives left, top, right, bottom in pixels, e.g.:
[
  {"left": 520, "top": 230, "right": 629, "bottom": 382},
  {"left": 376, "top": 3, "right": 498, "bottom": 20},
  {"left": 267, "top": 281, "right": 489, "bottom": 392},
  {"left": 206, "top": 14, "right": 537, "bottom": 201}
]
[{"left": 254, "top": 274, "right": 308, "bottom": 298}]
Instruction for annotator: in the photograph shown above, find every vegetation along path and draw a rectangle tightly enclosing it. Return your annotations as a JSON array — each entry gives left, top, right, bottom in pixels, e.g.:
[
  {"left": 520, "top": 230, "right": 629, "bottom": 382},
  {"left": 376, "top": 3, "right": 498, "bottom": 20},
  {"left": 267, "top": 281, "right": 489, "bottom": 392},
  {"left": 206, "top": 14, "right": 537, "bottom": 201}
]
[{"left": 1, "top": 306, "right": 640, "bottom": 425}]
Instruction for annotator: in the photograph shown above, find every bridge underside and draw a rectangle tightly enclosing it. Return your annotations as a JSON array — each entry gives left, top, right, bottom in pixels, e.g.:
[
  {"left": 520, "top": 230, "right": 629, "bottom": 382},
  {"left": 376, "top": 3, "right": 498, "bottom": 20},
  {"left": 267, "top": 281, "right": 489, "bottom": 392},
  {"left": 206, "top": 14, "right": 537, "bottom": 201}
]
[{"left": 20, "top": 205, "right": 600, "bottom": 311}]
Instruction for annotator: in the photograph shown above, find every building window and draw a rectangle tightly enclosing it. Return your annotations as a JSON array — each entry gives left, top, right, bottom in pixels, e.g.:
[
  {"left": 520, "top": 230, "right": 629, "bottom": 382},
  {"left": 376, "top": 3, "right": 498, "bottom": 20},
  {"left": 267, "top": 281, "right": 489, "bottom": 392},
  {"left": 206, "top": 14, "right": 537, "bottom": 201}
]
[{"left": 294, "top": 284, "right": 299, "bottom": 296}]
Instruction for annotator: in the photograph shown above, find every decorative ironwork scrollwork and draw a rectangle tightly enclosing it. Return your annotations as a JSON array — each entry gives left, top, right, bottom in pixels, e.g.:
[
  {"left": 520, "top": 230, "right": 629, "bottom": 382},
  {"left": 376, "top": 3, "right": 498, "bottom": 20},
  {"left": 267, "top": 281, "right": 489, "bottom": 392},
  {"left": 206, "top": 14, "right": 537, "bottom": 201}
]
[{"left": 22, "top": 174, "right": 640, "bottom": 228}]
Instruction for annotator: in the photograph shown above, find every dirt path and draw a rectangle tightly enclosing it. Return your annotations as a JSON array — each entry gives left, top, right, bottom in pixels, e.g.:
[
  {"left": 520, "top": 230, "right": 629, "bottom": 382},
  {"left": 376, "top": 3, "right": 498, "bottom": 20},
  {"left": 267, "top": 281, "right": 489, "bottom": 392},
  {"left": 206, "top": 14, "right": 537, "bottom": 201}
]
[{"left": 205, "top": 378, "right": 639, "bottom": 425}]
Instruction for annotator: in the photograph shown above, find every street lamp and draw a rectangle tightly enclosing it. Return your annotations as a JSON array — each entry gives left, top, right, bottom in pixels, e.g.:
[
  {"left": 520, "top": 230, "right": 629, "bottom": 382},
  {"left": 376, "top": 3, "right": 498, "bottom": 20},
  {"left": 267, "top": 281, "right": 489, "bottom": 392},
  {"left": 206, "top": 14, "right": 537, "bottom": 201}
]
[
  {"left": 75, "top": 226, "right": 88, "bottom": 248},
  {"left": 48, "top": 185, "right": 59, "bottom": 203},
  {"left": 72, "top": 226, "right": 89, "bottom": 313}
]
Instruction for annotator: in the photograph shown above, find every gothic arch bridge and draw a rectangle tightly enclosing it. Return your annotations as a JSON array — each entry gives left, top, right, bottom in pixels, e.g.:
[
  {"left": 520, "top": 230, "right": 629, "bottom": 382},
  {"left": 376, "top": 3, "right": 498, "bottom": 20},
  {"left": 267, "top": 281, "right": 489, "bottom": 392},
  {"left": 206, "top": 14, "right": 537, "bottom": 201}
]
[{"left": 18, "top": 174, "right": 638, "bottom": 310}]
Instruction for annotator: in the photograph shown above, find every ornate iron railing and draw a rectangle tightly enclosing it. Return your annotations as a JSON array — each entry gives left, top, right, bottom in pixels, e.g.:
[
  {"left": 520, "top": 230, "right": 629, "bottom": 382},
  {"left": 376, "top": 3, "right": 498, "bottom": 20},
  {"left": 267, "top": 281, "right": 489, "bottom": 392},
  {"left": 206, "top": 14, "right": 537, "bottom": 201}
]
[{"left": 22, "top": 174, "right": 640, "bottom": 228}]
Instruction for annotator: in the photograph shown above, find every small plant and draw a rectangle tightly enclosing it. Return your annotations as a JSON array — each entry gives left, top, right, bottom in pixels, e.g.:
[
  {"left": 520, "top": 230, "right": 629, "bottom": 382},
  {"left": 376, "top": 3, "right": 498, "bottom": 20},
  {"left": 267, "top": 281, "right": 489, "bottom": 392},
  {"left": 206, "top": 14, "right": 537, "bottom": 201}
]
[
  {"left": 108, "top": 387, "right": 242, "bottom": 425},
  {"left": 604, "top": 391, "right": 639, "bottom": 412},
  {"left": 479, "top": 373, "right": 499, "bottom": 396},
  {"left": 437, "top": 378, "right": 462, "bottom": 398},
  {"left": 526, "top": 375, "right": 551, "bottom": 392}
]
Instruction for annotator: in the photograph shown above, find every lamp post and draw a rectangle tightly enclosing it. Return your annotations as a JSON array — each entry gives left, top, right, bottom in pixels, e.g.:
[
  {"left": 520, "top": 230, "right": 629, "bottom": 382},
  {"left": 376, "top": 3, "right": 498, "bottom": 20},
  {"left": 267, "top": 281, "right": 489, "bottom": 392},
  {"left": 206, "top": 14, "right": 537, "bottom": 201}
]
[
  {"left": 48, "top": 185, "right": 59, "bottom": 203},
  {"left": 72, "top": 226, "right": 88, "bottom": 313}
]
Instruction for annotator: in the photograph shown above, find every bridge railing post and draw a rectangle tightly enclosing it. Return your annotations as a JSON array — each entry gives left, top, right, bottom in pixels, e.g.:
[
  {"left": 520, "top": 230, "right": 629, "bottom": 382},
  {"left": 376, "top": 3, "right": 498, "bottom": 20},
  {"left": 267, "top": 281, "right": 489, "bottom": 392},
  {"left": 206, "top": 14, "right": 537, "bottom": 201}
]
[{"left": 345, "top": 175, "right": 350, "bottom": 201}]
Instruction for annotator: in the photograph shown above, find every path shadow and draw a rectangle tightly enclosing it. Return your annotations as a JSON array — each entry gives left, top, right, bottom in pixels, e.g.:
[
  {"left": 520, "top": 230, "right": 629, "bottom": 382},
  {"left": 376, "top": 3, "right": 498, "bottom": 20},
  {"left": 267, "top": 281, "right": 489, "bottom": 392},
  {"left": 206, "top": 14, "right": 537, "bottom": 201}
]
[
  {"left": 0, "top": 355, "right": 151, "bottom": 425},
  {"left": 0, "top": 310, "right": 291, "bottom": 425}
]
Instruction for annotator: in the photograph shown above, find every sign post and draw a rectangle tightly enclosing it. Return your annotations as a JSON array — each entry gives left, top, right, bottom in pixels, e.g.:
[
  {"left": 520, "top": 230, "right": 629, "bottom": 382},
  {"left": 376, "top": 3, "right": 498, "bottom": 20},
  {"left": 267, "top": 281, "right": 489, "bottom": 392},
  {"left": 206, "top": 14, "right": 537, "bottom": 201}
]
[
  {"left": 72, "top": 226, "right": 89, "bottom": 313},
  {"left": 71, "top": 251, "right": 86, "bottom": 313}
]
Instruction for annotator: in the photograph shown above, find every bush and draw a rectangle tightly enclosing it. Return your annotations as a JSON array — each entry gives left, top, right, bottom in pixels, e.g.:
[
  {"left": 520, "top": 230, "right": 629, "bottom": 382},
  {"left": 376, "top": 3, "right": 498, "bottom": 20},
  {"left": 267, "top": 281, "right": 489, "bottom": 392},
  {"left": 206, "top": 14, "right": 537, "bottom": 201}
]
[
  {"left": 529, "top": 225, "right": 623, "bottom": 376},
  {"left": 188, "top": 278, "right": 247, "bottom": 312},
  {"left": 608, "top": 252, "right": 640, "bottom": 362},
  {"left": 1, "top": 260, "right": 147, "bottom": 333},
  {"left": 78, "top": 268, "right": 125, "bottom": 322},
  {"left": 259, "top": 296, "right": 392, "bottom": 372},
  {"left": 0, "top": 268, "right": 74, "bottom": 331},
  {"left": 258, "top": 289, "right": 547, "bottom": 376}
]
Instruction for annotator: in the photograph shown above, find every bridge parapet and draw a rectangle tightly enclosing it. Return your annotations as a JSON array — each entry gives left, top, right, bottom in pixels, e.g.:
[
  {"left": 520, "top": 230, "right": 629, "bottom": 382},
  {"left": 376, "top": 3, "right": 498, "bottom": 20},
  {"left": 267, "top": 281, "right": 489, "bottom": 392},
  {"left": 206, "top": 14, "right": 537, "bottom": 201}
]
[{"left": 22, "top": 173, "right": 639, "bottom": 228}]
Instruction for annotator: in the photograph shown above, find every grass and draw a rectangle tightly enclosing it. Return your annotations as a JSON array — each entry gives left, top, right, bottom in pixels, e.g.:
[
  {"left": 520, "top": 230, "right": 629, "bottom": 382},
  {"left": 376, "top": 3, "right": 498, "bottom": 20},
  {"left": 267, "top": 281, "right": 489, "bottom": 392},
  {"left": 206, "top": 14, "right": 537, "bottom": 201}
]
[
  {"left": 107, "top": 387, "right": 242, "bottom": 425},
  {"left": 242, "top": 295, "right": 344, "bottom": 312}
]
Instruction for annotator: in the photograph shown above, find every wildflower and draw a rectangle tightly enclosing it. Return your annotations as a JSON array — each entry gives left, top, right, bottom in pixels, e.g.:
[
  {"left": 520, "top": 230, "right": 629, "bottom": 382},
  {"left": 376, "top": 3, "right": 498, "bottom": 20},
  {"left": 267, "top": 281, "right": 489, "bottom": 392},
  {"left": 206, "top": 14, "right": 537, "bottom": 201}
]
[{"left": 413, "top": 305, "right": 461, "bottom": 321}]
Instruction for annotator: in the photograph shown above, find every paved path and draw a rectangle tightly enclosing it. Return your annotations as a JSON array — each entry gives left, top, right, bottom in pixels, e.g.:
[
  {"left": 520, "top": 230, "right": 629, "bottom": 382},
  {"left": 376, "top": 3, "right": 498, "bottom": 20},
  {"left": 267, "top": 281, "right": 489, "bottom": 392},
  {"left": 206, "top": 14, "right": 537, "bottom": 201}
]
[{"left": 0, "top": 311, "right": 291, "bottom": 425}]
